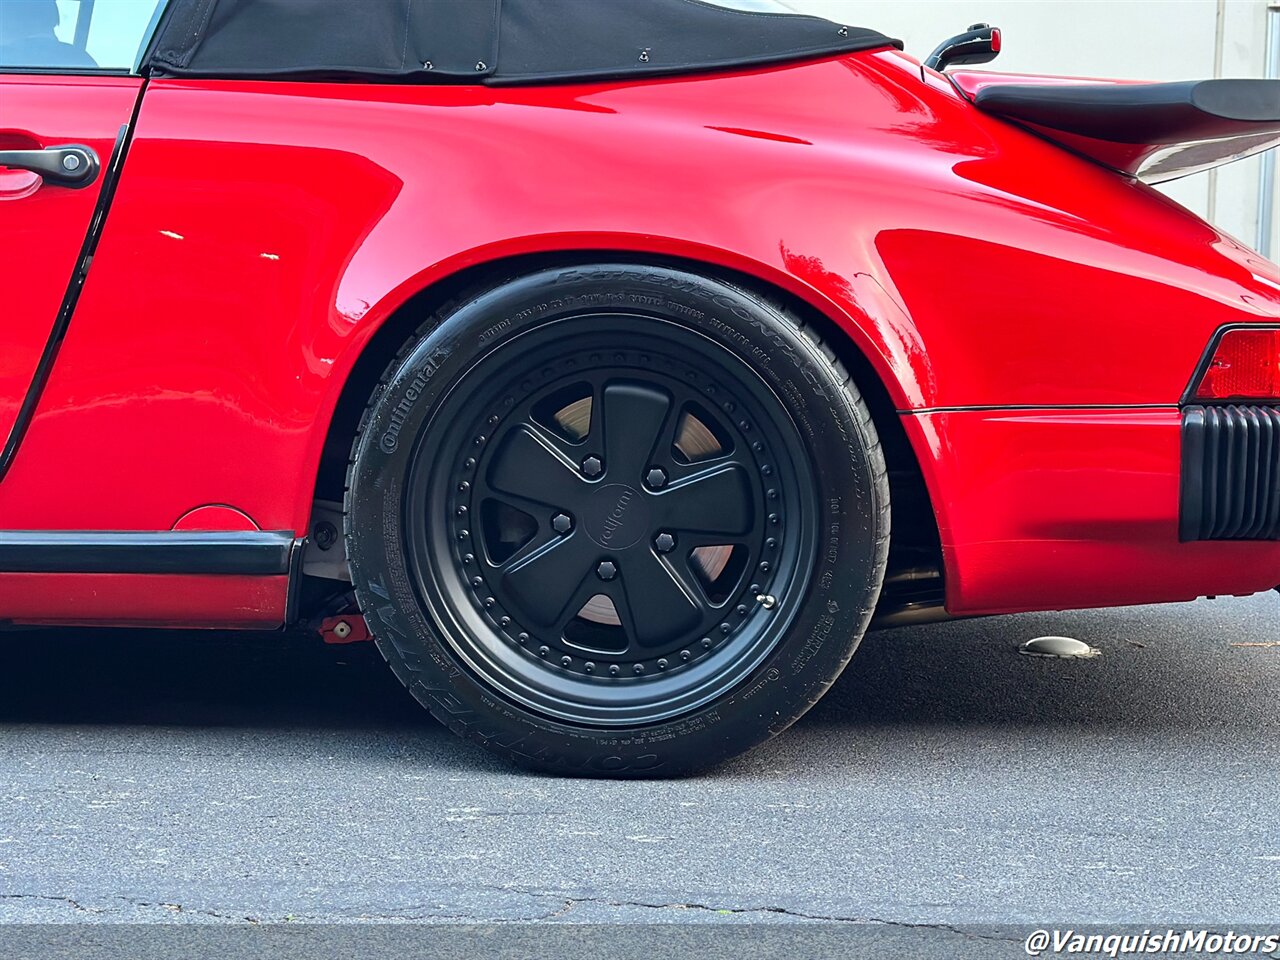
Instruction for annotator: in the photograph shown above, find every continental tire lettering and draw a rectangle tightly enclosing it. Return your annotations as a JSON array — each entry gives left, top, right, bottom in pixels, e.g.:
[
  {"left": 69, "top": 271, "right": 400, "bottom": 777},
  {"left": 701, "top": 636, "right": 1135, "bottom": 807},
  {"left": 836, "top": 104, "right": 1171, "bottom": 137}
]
[{"left": 379, "top": 347, "right": 450, "bottom": 453}]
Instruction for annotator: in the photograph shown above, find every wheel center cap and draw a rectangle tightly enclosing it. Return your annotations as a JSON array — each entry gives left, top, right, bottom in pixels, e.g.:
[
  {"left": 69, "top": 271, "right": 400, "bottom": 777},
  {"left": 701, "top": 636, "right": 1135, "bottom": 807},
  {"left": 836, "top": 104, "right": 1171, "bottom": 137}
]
[{"left": 582, "top": 483, "right": 650, "bottom": 550}]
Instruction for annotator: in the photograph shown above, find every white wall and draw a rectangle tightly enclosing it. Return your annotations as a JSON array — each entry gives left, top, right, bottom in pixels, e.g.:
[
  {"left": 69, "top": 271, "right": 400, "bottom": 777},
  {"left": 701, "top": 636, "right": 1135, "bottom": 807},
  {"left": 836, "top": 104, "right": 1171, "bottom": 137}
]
[{"left": 789, "top": 0, "right": 1279, "bottom": 257}]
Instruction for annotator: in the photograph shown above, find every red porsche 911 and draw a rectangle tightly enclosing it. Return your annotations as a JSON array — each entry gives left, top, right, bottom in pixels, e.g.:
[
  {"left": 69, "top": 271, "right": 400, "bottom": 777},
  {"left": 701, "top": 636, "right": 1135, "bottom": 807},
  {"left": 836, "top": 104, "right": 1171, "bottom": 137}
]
[{"left": 2, "top": 0, "right": 1278, "bottom": 775}]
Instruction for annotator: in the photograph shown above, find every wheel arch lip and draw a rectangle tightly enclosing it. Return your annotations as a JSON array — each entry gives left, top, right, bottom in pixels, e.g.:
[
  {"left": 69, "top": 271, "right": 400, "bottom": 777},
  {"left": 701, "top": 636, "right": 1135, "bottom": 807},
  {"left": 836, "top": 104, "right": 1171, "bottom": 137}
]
[
  {"left": 306, "top": 234, "right": 928, "bottom": 515},
  {"left": 329, "top": 233, "right": 923, "bottom": 408}
]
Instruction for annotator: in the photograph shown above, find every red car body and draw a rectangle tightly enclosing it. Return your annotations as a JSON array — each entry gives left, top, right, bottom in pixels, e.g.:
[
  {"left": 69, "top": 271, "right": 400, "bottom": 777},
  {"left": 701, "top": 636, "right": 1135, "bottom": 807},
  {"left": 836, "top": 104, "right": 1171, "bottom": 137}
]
[{"left": 3, "top": 42, "right": 1280, "bottom": 625}]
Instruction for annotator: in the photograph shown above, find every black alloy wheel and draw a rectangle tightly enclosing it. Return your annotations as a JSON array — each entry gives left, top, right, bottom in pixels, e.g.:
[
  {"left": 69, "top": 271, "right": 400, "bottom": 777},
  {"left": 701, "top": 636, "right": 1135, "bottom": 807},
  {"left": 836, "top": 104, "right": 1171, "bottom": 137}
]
[{"left": 346, "top": 264, "right": 890, "bottom": 776}]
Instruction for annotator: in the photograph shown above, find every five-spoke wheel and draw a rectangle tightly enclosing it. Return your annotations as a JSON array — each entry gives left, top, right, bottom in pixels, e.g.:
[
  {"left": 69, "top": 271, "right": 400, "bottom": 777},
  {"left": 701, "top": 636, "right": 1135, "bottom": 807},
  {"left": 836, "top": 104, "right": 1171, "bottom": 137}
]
[{"left": 346, "top": 265, "right": 888, "bottom": 775}]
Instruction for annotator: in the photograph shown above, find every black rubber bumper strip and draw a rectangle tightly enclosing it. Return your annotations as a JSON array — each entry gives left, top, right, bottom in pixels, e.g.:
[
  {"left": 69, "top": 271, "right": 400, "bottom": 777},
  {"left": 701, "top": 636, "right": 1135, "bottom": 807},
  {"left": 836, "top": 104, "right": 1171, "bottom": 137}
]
[
  {"left": 1180, "top": 405, "right": 1280, "bottom": 542},
  {"left": 0, "top": 530, "right": 295, "bottom": 575}
]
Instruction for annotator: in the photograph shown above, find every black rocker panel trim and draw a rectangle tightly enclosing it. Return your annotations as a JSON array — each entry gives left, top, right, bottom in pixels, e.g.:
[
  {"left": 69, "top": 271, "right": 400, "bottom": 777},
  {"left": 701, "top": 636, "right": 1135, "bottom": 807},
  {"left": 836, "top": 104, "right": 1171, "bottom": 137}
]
[
  {"left": 0, "top": 530, "right": 296, "bottom": 574},
  {"left": 974, "top": 79, "right": 1280, "bottom": 145},
  {"left": 1181, "top": 405, "right": 1280, "bottom": 542}
]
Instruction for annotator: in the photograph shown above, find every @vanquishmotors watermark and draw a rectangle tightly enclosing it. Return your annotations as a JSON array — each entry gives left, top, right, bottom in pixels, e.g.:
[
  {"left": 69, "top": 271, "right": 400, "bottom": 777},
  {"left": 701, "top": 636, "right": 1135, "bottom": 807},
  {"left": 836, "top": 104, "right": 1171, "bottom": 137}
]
[{"left": 1025, "top": 930, "right": 1280, "bottom": 957}]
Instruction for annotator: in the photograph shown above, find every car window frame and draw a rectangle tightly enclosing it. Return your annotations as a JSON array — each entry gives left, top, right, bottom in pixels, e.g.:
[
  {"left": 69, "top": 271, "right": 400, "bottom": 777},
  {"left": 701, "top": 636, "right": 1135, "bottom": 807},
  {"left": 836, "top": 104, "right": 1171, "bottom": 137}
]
[{"left": 0, "top": 0, "right": 171, "bottom": 77}]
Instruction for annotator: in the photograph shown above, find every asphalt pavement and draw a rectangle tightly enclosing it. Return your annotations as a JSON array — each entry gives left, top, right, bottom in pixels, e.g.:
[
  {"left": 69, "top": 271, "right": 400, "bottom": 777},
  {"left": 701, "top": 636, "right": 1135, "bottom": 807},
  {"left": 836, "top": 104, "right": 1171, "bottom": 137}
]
[{"left": 0, "top": 592, "right": 1277, "bottom": 934}]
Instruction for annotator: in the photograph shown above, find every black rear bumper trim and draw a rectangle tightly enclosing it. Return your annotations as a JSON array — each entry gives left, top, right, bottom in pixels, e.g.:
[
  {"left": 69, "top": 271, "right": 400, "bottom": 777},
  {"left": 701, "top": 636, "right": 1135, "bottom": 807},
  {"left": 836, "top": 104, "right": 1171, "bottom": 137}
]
[{"left": 1181, "top": 405, "right": 1280, "bottom": 542}]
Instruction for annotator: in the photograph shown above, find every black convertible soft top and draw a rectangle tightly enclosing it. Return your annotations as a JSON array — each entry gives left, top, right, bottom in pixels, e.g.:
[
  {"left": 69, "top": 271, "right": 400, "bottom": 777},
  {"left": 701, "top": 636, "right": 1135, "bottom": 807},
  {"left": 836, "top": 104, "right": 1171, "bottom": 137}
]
[{"left": 144, "top": 0, "right": 900, "bottom": 84}]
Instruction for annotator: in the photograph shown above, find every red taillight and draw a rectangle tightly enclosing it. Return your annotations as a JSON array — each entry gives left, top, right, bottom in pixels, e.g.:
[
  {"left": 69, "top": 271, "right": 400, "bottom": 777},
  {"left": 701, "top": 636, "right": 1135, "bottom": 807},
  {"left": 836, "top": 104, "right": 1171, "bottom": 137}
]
[{"left": 1193, "top": 328, "right": 1280, "bottom": 401}]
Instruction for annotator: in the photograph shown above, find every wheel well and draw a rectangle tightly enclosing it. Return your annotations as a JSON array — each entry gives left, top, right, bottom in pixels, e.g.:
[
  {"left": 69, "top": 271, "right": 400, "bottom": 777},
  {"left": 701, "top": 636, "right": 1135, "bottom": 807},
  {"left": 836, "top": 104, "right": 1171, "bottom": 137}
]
[{"left": 311, "top": 251, "right": 945, "bottom": 623}]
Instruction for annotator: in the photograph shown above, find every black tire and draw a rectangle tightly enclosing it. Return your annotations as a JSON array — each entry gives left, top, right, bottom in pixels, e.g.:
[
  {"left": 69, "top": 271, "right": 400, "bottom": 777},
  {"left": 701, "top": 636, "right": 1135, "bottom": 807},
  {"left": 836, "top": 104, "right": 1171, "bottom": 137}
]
[{"left": 345, "top": 264, "right": 889, "bottom": 776}]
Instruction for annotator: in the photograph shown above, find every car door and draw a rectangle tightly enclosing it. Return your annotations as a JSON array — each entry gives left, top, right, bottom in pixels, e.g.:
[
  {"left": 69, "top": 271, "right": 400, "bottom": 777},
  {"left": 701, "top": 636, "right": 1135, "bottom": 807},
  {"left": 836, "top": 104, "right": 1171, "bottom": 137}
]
[{"left": 0, "top": 0, "right": 163, "bottom": 474}]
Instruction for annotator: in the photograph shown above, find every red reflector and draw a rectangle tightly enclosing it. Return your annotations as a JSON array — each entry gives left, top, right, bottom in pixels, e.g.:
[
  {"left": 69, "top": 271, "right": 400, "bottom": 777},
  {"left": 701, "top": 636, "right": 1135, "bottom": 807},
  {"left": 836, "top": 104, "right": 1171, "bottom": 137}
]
[
  {"left": 1194, "top": 328, "right": 1280, "bottom": 401},
  {"left": 990, "top": 28, "right": 1001, "bottom": 53}
]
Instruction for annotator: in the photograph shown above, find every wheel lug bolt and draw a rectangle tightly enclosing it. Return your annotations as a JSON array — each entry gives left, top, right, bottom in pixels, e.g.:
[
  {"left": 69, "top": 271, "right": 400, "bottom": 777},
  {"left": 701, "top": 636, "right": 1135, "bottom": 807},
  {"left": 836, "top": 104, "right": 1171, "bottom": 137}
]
[
  {"left": 645, "top": 467, "right": 668, "bottom": 490},
  {"left": 657, "top": 658, "right": 668, "bottom": 670},
  {"left": 609, "top": 665, "right": 620, "bottom": 676},
  {"left": 597, "top": 560, "right": 617, "bottom": 581},
  {"left": 552, "top": 513, "right": 573, "bottom": 534},
  {"left": 538, "top": 645, "right": 550, "bottom": 657},
  {"left": 581, "top": 456, "right": 603, "bottom": 478},
  {"left": 561, "top": 656, "right": 572, "bottom": 667},
  {"left": 654, "top": 532, "right": 675, "bottom": 553},
  {"left": 584, "top": 661, "right": 595, "bottom": 673},
  {"left": 633, "top": 664, "right": 644, "bottom": 675}
]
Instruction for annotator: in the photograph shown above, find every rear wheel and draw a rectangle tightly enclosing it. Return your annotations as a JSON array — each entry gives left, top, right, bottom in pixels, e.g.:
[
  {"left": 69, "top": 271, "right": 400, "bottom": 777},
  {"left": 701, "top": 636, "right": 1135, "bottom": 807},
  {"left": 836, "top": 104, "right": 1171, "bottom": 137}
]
[{"left": 345, "top": 264, "right": 888, "bottom": 776}]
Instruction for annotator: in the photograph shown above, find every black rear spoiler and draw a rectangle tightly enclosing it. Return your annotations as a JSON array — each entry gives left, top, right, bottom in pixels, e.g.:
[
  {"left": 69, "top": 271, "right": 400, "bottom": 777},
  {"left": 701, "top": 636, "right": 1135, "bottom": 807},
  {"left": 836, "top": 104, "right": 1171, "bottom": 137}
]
[{"left": 970, "top": 78, "right": 1280, "bottom": 184}]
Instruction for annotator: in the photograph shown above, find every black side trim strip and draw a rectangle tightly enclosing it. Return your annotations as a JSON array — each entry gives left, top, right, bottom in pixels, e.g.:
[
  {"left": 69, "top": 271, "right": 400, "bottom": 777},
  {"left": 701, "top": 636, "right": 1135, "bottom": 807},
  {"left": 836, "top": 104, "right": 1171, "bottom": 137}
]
[
  {"left": 0, "top": 81, "right": 147, "bottom": 483},
  {"left": 0, "top": 531, "right": 295, "bottom": 575}
]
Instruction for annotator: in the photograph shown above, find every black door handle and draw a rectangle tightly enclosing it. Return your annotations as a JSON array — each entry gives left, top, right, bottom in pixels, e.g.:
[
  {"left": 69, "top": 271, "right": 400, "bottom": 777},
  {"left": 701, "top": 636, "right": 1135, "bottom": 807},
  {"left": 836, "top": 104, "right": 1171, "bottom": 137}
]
[{"left": 0, "top": 144, "right": 100, "bottom": 188}]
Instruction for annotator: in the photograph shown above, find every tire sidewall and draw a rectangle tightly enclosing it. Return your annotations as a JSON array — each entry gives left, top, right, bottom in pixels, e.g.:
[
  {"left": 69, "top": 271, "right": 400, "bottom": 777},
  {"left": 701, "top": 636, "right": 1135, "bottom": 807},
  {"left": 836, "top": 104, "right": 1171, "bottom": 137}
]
[{"left": 347, "top": 265, "right": 885, "bottom": 776}]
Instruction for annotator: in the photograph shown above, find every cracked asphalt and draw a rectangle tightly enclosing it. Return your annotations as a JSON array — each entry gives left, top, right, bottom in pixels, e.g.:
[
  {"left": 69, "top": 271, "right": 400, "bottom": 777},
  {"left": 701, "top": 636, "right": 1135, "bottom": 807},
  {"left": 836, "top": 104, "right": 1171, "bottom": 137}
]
[{"left": 0, "top": 592, "right": 1277, "bottom": 929}]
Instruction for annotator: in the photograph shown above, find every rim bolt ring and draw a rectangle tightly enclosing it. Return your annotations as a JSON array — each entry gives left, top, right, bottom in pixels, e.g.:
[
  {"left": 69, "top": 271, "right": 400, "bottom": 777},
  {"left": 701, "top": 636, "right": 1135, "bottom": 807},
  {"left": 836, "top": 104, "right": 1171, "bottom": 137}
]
[
  {"left": 597, "top": 560, "right": 617, "bottom": 581},
  {"left": 654, "top": 532, "right": 675, "bottom": 553},
  {"left": 552, "top": 513, "right": 573, "bottom": 534},
  {"left": 645, "top": 467, "right": 668, "bottom": 490},
  {"left": 581, "top": 456, "right": 603, "bottom": 478}
]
